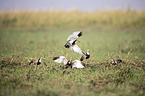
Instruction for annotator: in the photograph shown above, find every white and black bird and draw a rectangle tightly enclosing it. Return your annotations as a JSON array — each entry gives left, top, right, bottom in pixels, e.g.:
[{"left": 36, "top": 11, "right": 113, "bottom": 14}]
[
  {"left": 29, "top": 57, "right": 42, "bottom": 65},
  {"left": 64, "top": 31, "right": 82, "bottom": 48},
  {"left": 64, "top": 31, "right": 85, "bottom": 55},
  {"left": 80, "top": 49, "right": 90, "bottom": 61},
  {"left": 111, "top": 59, "right": 122, "bottom": 64},
  {"left": 53, "top": 56, "right": 70, "bottom": 65},
  {"left": 71, "top": 60, "right": 85, "bottom": 68},
  {"left": 66, "top": 31, "right": 82, "bottom": 42},
  {"left": 53, "top": 56, "right": 85, "bottom": 68}
]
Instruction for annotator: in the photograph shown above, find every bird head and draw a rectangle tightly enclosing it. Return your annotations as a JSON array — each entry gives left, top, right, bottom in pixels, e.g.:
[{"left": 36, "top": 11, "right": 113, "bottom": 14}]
[
  {"left": 64, "top": 43, "right": 70, "bottom": 48},
  {"left": 39, "top": 57, "right": 43, "bottom": 62},
  {"left": 67, "top": 60, "right": 72, "bottom": 66},
  {"left": 87, "top": 49, "right": 90, "bottom": 54},
  {"left": 86, "top": 49, "right": 90, "bottom": 59}
]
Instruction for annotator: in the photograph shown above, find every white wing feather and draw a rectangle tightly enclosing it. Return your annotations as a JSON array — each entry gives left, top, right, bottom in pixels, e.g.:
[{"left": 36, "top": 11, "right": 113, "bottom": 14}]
[
  {"left": 54, "top": 56, "right": 68, "bottom": 65},
  {"left": 73, "top": 31, "right": 81, "bottom": 36},
  {"left": 67, "top": 31, "right": 82, "bottom": 41},
  {"left": 67, "top": 35, "right": 75, "bottom": 41},
  {"left": 70, "top": 44, "right": 84, "bottom": 55},
  {"left": 72, "top": 60, "right": 84, "bottom": 68}
]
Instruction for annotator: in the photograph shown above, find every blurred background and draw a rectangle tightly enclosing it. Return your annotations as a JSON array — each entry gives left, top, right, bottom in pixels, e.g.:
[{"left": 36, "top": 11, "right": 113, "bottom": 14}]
[
  {"left": 0, "top": 0, "right": 145, "bottom": 28},
  {"left": 0, "top": 0, "right": 145, "bottom": 11}
]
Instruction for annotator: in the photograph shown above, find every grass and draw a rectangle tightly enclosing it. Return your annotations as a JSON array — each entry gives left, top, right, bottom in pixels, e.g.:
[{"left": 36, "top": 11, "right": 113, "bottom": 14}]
[
  {"left": 0, "top": 10, "right": 145, "bottom": 28},
  {"left": 0, "top": 10, "right": 145, "bottom": 96}
]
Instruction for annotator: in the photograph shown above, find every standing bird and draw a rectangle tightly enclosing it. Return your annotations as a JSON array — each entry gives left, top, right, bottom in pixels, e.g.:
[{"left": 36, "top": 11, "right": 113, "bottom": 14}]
[
  {"left": 29, "top": 57, "right": 42, "bottom": 65},
  {"left": 80, "top": 49, "right": 90, "bottom": 61},
  {"left": 64, "top": 31, "right": 85, "bottom": 55},
  {"left": 53, "top": 56, "right": 85, "bottom": 68},
  {"left": 111, "top": 59, "right": 122, "bottom": 64}
]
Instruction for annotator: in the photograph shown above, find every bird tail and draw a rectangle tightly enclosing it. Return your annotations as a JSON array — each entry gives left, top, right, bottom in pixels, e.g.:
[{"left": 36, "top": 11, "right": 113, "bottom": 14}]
[
  {"left": 80, "top": 55, "right": 84, "bottom": 61},
  {"left": 53, "top": 57, "right": 59, "bottom": 60}
]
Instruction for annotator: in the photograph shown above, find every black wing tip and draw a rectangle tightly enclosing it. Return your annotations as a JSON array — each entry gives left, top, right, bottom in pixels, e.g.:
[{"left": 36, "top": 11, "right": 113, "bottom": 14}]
[
  {"left": 53, "top": 57, "right": 59, "bottom": 60},
  {"left": 78, "top": 31, "right": 82, "bottom": 37},
  {"left": 80, "top": 58, "right": 83, "bottom": 61},
  {"left": 117, "top": 59, "right": 122, "bottom": 63}
]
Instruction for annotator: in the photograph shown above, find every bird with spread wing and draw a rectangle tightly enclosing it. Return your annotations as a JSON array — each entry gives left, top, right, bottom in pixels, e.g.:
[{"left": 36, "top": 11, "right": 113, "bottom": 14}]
[
  {"left": 64, "top": 31, "right": 84, "bottom": 55},
  {"left": 53, "top": 56, "right": 85, "bottom": 68},
  {"left": 64, "top": 31, "right": 90, "bottom": 60}
]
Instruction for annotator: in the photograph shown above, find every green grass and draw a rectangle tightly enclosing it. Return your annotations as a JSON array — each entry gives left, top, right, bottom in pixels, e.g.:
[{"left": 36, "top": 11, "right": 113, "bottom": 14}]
[{"left": 0, "top": 25, "right": 145, "bottom": 96}]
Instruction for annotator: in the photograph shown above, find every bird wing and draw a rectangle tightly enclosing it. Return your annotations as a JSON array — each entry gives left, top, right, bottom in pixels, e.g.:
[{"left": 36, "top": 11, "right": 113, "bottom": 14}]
[
  {"left": 73, "top": 31, "right": 82, "bottom": 37},
  {"left": 67, "top": 34, "right": 75, "bottom": 41},
  {"left": 53, "top": 56, "right": 68, "bottom": 65},
  {"left": 67, "top": 31, "right": 82, "bottom": 41},
  {"left": 70, "top": 44, "right": 85, "bottom": 55},
  {"left": 72, "top": 60, "right": 84, "bottom": 68}
]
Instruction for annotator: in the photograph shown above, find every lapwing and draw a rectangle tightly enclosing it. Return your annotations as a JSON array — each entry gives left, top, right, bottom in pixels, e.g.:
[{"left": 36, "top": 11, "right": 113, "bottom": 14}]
[
  {"left": 53, "top": 56, "right": 85, "bottom": 68},
  {"left": 71, "top": 60, "right": 85, "bottom": 68},
  {"left": 64, "top": 31, "right": 82, "bottom": 48},
  {"left": 64, "top": 31, "right": 85, "bottom": 55},
  {"left": 53, "top": 56, "right": 70, "bottom": 65},
  {"left": 111, "top": 59, "right": 122, "bottom": 64},
  {"left": 80, "top": 49, "right": 90, "bottom": 61},
  {"left": 29, "top": 57, "right": 42, "bottom": 65}
]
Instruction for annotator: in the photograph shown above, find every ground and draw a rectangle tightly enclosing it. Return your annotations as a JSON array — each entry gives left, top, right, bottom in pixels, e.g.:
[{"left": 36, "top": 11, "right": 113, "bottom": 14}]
[{"left": 0, "top": 25, "right": 145, "bottom": 96}]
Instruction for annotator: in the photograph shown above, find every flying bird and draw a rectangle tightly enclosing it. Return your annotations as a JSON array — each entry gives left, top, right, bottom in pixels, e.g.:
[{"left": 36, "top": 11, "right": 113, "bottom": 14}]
[
  {"left": 53, "top": 56, "right": 85, "bottom": 68},
  {"left": 29, "top": 57, "right": 42, "bottom": 65},
  {"left": 80, "top": 49, "right": 90, "bottom": 61},
  {"left": 64, "top": 31, "right": 85, "bottom": 55},
  {"left": 64, "top": 31, "right": 82, "bottom": 48}
]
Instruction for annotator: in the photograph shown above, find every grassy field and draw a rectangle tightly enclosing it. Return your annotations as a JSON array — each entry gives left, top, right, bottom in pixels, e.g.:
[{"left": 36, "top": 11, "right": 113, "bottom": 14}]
[{"left": 0, "top": 11, "right": 145, "bottom": 96}]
